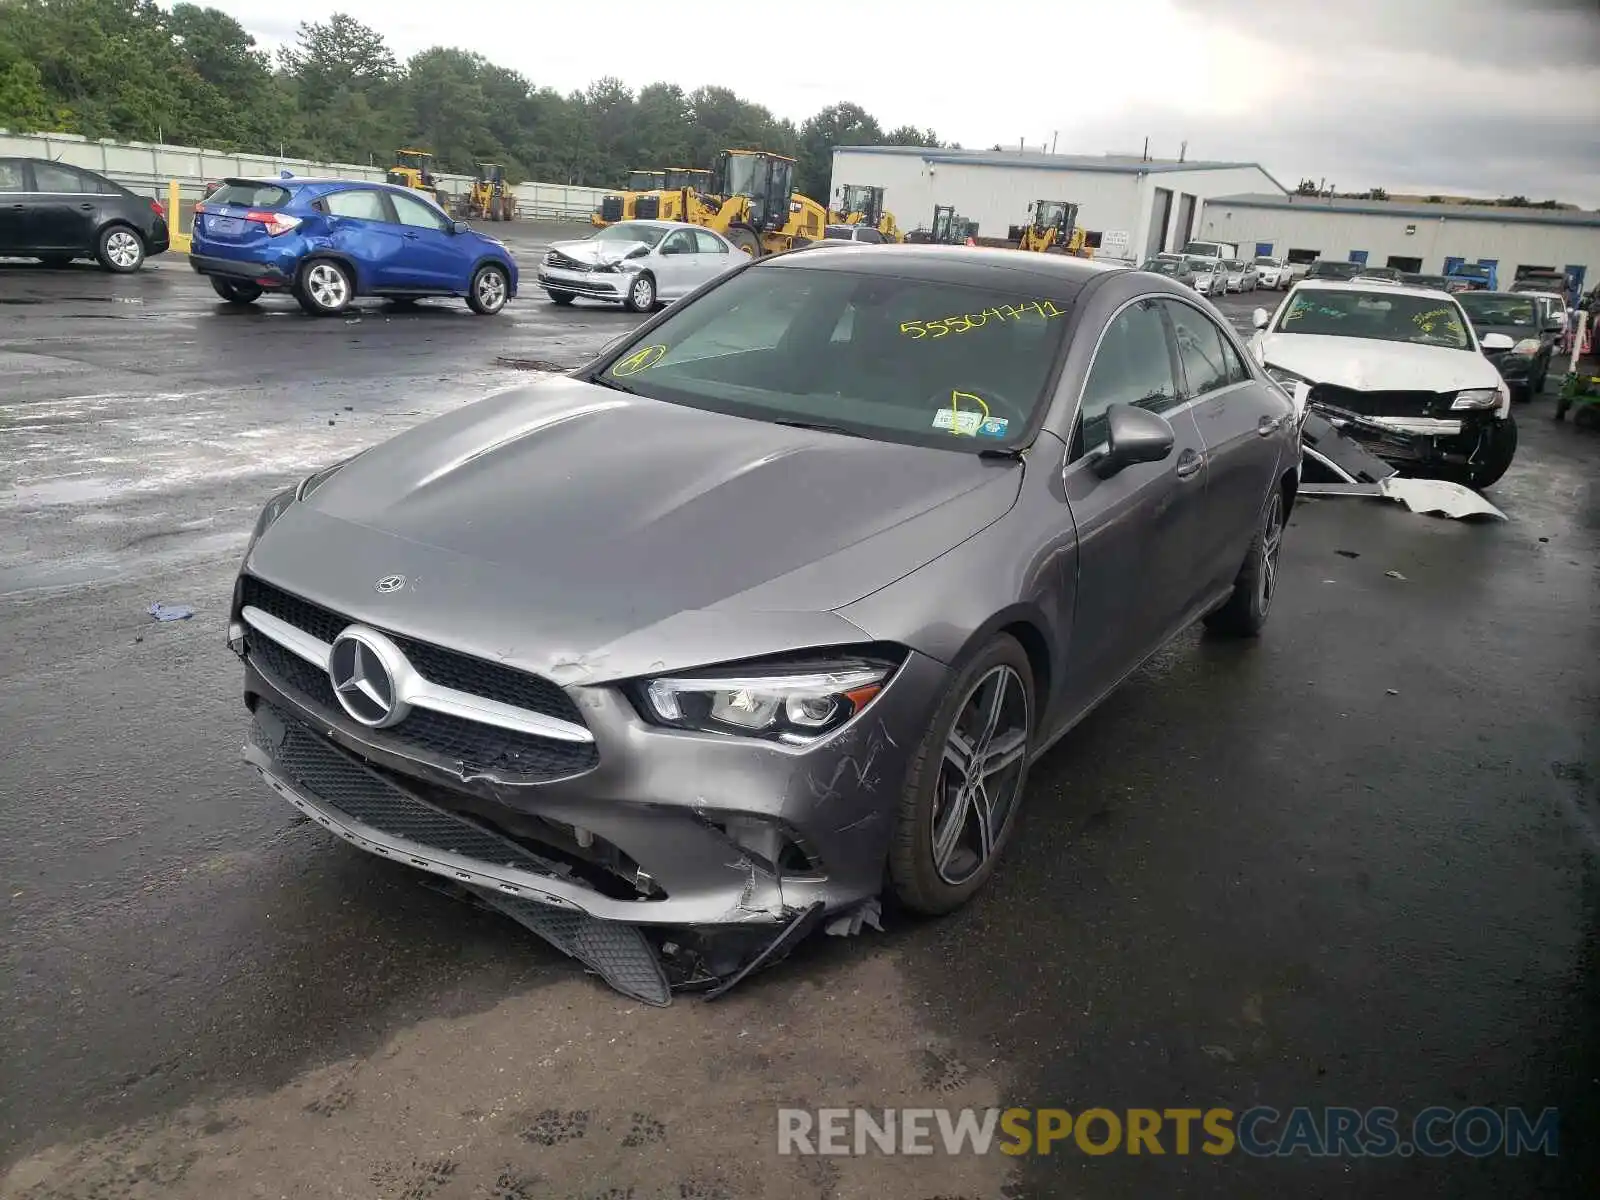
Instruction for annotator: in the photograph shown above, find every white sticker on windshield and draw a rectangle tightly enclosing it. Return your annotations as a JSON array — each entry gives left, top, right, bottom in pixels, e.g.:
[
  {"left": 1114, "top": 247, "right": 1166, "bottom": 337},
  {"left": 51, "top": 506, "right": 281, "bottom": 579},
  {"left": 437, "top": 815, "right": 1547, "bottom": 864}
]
[{"left": 933, "top": 408, "right": 984, "bottom": 435}]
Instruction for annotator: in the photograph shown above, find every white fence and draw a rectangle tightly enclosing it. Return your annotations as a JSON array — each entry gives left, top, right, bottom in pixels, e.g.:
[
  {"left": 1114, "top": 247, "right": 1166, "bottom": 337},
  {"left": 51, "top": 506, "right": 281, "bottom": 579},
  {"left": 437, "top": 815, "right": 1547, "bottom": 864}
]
[{"left": 0, "top": 130, "right": 607, "bottom": 220}]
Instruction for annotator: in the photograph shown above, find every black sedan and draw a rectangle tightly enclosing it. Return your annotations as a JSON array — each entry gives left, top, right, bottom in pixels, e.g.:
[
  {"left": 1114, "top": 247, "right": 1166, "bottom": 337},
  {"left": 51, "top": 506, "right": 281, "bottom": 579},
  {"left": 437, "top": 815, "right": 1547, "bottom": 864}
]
[
  {"left": 1456, "top": 290, "right": 1560, "bottom": 402},
  {"left": 0, "top": 157, "right": 170, "bottom": 272}
]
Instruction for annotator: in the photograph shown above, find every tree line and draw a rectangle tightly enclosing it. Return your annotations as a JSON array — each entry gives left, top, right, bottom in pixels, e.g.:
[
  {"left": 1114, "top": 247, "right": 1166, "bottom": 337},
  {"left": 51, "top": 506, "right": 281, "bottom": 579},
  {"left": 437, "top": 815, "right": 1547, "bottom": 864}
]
[{"left": 0, "top": 0, "right": 953, "bottom": 197}]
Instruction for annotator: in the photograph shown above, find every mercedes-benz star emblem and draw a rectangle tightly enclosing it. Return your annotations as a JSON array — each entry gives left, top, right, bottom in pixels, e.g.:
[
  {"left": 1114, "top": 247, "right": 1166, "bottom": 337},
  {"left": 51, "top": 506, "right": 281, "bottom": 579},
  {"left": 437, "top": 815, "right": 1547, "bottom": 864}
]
[
  {"left": 374, "top": 574, "right": 406, "bottom": 594},
  {"left": 327, "top": 628, "right": 411, "bottom": 728}
]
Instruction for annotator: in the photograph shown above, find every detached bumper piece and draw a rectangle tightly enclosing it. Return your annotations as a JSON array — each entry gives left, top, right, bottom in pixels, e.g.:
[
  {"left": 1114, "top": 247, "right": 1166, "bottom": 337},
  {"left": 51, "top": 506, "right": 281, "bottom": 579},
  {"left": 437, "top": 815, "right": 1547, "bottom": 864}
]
[{"left": 245, "top": 703, "right": 852, "bottom": 1004}]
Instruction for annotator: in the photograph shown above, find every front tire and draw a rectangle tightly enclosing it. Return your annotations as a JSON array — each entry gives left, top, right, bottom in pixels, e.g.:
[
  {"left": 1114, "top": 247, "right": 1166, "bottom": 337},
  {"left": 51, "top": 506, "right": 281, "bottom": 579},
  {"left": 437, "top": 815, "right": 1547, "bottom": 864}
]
[
  {"left": 623, "top": 271, "right": 656, "bottom": 313},
  {"left": 467, "top": 263, "right": 510, "bottom": 315},
  {"left": 724, "top": 226, "right": 762, "bottom": 257},
  {"left": 295, "top": 259, "right": 353, "bottom": 316},
  {"left": 1204, "top": 486, "right": 1285, "bottom": 638},
  {"left": 1461, "top": 415, "right": 1518, "bottom": 490},
  {"left": 96, "top": 225, "right": 145, "bottom": 273},
  {"left": 210, "top": 277, "right": 262, "bottom": 305},
  {"left": 889, "top": 635, "right": 1035, "bottom": 915}
]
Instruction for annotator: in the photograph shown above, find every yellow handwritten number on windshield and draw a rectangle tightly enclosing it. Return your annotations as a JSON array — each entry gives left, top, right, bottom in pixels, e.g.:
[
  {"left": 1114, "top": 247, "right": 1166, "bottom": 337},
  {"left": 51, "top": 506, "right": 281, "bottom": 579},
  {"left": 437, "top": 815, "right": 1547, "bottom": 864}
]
[{"left": 611, "top": 344, "right": 667, "bottom": 377}]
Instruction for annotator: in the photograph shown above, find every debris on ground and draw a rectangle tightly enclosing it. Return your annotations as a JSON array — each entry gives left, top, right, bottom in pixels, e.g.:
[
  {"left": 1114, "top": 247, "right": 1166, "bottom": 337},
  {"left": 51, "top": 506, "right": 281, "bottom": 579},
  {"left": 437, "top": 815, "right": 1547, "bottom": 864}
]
[
  {"left": 1335, "top": 550, "right": 1360, "bottom": 559},
  {"left": 1385, "top": 570, "right": 1408, "bottom": 581},
  {"left": 1386, "top": 688, "right": 1400, "bottom": 696},
  {"left": 147, "top": 602, "right": 194, "bottom": 621},
  {"left": 824, "top": 898, "right": 883, "bottom": 937}
]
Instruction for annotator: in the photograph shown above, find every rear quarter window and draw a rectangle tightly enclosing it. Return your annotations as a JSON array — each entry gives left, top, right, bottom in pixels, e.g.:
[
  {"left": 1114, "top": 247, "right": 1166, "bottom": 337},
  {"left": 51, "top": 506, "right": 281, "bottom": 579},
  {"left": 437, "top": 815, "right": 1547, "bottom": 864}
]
[{"left": 209, "top": 183, "right": 293, "bottom": 209}]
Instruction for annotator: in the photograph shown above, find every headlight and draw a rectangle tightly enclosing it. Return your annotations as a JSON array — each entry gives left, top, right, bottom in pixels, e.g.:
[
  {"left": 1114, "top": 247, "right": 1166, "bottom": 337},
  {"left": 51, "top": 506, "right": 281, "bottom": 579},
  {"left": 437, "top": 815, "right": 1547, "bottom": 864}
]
[
  {"left": 243, "top": 485, "right": 296, "bottom": 558},
  {"left": 1450, "top": 387, "right": 1502, "bottom": 410},
  {"left": 637, "top": 654, "right": 899, "bottom": 744},
  {"left": 1510, "top": 338, "right": 1542, "bottom": 356},
  {"left": 543, "top": 250, "right": 558, "bottom": 265},
  {"left": 593, "top": 261, "right": 618, "bottom": 273}
]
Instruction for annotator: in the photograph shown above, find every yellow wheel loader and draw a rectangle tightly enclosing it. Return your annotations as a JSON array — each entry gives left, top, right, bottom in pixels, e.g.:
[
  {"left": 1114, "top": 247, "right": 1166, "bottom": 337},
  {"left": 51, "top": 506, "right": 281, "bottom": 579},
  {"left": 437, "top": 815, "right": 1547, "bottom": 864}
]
[
  {"left": 465, "top": 162, "right": 516, "bottom": 222},
  {"left": 1009, "top": 200, "right": 1090, "bottom": 255},
  {"left": 388, "top": 149, "right": 450, "bottom": 210},
  {"left": 677, "top": 149, "right": 827, "bottom": 256},
  {"left": 593, "top": 169, "right": 667, "bottom": 226},
  {"left": 829, "top": 184, "right": 904, "bottom": 242}
]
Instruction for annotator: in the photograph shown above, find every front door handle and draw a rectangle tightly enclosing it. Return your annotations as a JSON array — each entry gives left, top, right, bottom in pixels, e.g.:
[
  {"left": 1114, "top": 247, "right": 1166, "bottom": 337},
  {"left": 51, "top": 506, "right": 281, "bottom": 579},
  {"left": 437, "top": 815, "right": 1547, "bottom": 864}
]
[
  {"left": 79, "top": 203, "right": 94, "bottom": 210},
  {"left": 1175, "top": 449, "right": 1204, "bottom": 479},
  {"left": 402, "top": 232, "right": 420, "bottom": 239},
  {"left": 1258, "top": 415, "right": 1284, "bottom": 436}
]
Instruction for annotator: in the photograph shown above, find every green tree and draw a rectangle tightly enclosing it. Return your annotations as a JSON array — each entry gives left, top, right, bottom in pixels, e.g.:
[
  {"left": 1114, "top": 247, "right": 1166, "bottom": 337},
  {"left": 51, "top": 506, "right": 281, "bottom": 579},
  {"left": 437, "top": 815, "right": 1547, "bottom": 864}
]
[
  {"left": 278, "top": 13, "right": 396, "bottom": 112},
  {"left": 798, "top": 102, "right": 882, "bottom": 196}
]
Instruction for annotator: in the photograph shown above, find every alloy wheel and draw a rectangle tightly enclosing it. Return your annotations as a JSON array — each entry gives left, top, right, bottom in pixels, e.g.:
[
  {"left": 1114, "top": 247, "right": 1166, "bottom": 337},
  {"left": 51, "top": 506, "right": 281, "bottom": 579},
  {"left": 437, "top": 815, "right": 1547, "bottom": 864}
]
[
  {"left": 105, "top": 230, "right": 141, "bottom": 269},
  {"left": 631, "top": 276, "right": 654, "bottom": 309},
  {"left": 1258, "top": 492, "right": 1285, "bottom": 614},
  {"left": 931, "top": 665, "right": 1030, "bottom": 886},
  {"left": 476, "top": 268, "right": 507, "bottom": 311},
  {"left": 307, "top": 263, "right": 348, "bottom": 309}
]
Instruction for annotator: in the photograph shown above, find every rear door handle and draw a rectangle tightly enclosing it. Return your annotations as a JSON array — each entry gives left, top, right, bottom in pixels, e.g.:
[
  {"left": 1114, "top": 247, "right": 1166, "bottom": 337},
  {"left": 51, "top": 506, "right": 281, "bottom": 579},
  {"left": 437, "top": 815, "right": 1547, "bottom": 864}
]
[
  {"left": 1258, "top": 415, "right": 1284, "bottom": 436},
  {"left": 79, "top": 203, "right": 94, "bottom": 210},
  {"left": 402, "top": 232, "right": 420, "bottom": 239},
  {"left": 1175, "top": 449, "right": 1204, "bottom": 479}
]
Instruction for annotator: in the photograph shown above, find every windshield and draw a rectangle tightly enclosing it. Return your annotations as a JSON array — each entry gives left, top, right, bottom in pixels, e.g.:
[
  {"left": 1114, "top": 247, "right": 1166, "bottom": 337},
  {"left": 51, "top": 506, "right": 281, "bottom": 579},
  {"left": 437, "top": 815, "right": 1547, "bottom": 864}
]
[
  {"left": 1035, "top": 203, "right": 1068, "bottom": 225},
  {"left": 724, "top": 153, "right": 761, "bottom": 197},
  {"left": 592, "top": 222, "right": 666, "bottom": 246},
  {"left": 1183, "top": 242, "right": 1224, "bottom": 257},
  {"left": 664, "top": 170, "right": 704, "bottom": 190},
  {"left": 1275, "top": 288, "right": 1471, "bottom": 349},
  {"left": 1307, "top": 261, "right": 1362, "bottom": 280},
  {"left": 594, "top": 266, "right": 1075, "bottom": 451},
  {"left": 1254, "top": 257, "right": 1278, "bottom": 266},
  {"left": 627, "top": 171, "right": 663, "bottom": 190},
  {"left": 1358, "top": 266, "right": 1401, "bottom": 280},
  {"left": 1456, "top": 293, "right": 1538, "bottom": 327},
  {"left": 1452, "top": 264, "right": 1491, "bottom": 280},
  {"left": 1143, "top": 260, "right": 1182, "bottom": 275},
  {"left": 1224, "top": 260, "right": 1244, "bottom": 271}
]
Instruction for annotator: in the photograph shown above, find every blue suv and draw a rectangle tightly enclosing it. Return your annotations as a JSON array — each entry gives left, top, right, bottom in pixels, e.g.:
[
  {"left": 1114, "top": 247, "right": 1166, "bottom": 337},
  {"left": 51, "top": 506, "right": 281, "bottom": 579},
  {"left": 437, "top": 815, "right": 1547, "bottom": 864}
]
[{"left": 189, "top": 177, "right": 518, "bottom": 316}]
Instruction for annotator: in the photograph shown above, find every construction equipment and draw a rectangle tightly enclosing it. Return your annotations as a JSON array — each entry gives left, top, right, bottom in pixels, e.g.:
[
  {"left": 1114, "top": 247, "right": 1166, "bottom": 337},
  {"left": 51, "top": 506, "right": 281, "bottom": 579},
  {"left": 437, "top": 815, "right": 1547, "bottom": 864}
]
[
  {"left": 464, "top": 162, "right": 516, "bottom": 222},
  {"left": 906, "top": 205, "right": 977, "bottom": 245},
  {"left": 675, "top": 149, "right": 827, "bottom": 256},
  {"left": 593, "top": 169, "right": 668, "bottom": 227},
  {"left": 1009, "top": 200, "right": 1089, "bottom": 255},
  {"left": 829, "top": 184, "right": 904, "bottom": 242},
  {"left": 388, "top": 149, "right": 449, "bottom": 209}
]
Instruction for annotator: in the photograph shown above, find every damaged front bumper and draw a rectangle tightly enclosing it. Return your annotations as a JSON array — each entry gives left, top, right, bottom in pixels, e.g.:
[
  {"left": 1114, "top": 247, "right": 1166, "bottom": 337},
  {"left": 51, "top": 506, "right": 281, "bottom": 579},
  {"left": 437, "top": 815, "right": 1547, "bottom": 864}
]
[{"left": 1310, "top": 404, "right": 1505, "bottom": 473}]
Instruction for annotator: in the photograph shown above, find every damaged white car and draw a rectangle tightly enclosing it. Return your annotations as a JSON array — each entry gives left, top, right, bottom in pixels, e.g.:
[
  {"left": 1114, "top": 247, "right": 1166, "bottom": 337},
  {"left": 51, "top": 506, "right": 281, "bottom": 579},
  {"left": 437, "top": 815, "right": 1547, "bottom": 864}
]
[{"left": 1251, "top": 281, "right": 1517, "bottom": 490}]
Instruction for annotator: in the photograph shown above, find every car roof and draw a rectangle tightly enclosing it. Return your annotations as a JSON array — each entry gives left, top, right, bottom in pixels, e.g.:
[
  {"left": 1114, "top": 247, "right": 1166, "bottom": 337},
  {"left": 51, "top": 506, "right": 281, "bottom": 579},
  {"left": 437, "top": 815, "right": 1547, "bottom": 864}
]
[
  {"left": 1456, "top": 291, "right": 1540, "bottom": 300},
  {"left": 762, "top": 243, "right": 1135, "bottom": 291},
  {"left": 1291, "top": 279, "right": 1457, "bottom": 302}
]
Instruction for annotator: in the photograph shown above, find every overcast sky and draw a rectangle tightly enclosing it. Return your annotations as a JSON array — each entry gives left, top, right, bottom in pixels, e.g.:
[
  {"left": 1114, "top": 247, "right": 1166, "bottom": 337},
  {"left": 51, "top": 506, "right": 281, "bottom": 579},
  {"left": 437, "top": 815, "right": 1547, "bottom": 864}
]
[{"left": 205, "top": 0, "right": 1600, "bottom": 206}]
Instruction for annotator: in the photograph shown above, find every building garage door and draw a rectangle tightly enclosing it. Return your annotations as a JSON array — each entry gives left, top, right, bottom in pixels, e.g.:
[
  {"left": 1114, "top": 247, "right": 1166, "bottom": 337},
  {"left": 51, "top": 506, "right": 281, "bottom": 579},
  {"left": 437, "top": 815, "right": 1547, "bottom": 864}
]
[{"left": 1146, "top": 188, "right": 1173, "bottom": 260}]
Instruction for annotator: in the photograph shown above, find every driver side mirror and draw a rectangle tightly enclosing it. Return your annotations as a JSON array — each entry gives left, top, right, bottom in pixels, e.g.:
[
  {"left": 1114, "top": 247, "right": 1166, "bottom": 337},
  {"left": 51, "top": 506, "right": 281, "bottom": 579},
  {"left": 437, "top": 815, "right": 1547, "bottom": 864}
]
[
  {"left": 1252, "top": 306, "right": 1271, "bottom": 329},
  {"left": 1480, "top": 332, "right": 1515, "bottom": 351},
  {"left": 1092, "top": 405, "right": 1176, "bottom": 479},
  {"left": 450, "top": 220, "right": 468, "bottom": 235}
]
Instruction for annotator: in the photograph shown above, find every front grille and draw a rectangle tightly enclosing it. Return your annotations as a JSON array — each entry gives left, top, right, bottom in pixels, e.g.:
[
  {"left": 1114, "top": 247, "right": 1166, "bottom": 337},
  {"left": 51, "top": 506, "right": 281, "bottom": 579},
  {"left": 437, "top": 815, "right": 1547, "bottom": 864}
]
[
  {"left": 546, "top": 250, "right": 584, "bottom": 271},
  {"left": 633, "top": 195, "right": 660, "bottom": 220},
  {"left": 1308, "top": 385, "right": 1452, "bottom": 420},
  {"left": 599, "top": 196, "right": 623, "bottom": 222},
  {"left": 240, "top": 576, "right": 598, "bottom": 782}
]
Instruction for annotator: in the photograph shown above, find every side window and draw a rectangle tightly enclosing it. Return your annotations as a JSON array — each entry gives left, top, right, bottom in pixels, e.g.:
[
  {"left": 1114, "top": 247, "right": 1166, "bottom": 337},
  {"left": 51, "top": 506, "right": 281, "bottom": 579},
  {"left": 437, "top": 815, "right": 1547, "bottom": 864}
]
[
  {"left": 1163, "top": 301, "right": 1231, "bottom": 396},
  {"left": 661, "top": 229, "right": 697, "bottom": 255},
  {"left": 1220, "top": 330, "right": 1249, "bottom": 384},
  {"left": 858, "top": 227, "right": 885, "bottom": 244},
  {"left": 0, "top": 160, "right": 24, "bottom": 192},
  {"left": 694, "top": 230, "right": 727, "bottom": 254},
  {"left": 1077, "top": 299, "right": 1177, "bottom": 453},
  {"left": 389, "top": 191, "right": 448, "bottom": 230},
  {"left": 32, "top": 163, "right": 88, "bottom": 194},
  {"left": 324, "top": 189, "right": 388, "bottom": 221}
]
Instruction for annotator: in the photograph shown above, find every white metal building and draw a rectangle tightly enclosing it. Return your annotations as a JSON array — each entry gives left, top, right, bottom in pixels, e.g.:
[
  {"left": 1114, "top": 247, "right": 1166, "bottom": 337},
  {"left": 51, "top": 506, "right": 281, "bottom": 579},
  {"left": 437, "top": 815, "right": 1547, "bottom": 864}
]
[
  {"left": 1198, "top": 193, "right": 1600, "bottom": 294},
  {"left": 829, "top": 145, "right": 1288, "bottom": 260}
]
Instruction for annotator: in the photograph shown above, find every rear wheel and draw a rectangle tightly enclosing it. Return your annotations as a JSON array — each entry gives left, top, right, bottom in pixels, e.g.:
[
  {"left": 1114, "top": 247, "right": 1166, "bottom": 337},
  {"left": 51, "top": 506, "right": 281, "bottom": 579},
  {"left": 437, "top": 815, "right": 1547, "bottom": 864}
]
[
  {"left": 546, "top": 289, "right": 576, "bottom": 306},
  {"left": 295, "top": 259, "right": 353, "bottom": 315},
  {"left": 96, "top": 225, "right": 145, "bottom": 273},
  {"left": 1204, "top": 486, "right": 1285, "bottom": 638},
  {"left": 467, "top": 263, "right": 510, "bottom": 315},
  {"left": 724, "top": 226, "right": 762, "bottom": 257},
  {"left": 210, "top": 277, "right": 262, "bottom": 305}
]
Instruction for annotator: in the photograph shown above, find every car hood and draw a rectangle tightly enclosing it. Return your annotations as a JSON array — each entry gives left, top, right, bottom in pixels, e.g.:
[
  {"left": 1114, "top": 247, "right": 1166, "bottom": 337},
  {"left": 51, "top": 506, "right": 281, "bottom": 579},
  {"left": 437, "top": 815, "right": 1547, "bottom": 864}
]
[
  {"left": 1469, "top": 322, "right": 1540, "bottom": 344},
  {"left": 1256, "top": 333, "right": 1500, "bottom": 392},
  {"left": 549, "top": 239, "right": 647, "bottom": 267},
  {"left": 247, "top": 377, "right": 1023, "bottom": 683}
]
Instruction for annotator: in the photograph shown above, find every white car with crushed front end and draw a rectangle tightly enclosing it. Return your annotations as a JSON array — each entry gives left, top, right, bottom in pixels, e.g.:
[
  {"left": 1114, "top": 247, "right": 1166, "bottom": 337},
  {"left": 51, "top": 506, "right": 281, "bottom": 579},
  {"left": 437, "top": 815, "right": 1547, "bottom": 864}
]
[
  {"left": 538, "top": 219, "right": 741, "bottom": 312},
  {"left": 1250, "top": 281, "right": 1517, "bottom": 489}
]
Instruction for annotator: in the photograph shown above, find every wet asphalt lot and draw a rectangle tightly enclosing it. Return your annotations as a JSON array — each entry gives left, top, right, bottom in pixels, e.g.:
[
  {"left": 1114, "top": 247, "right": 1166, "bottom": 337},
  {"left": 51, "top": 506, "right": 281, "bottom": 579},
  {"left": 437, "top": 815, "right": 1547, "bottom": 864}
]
[{"left": 1, "top": 228, "right": 1597, "bottom": 1200}]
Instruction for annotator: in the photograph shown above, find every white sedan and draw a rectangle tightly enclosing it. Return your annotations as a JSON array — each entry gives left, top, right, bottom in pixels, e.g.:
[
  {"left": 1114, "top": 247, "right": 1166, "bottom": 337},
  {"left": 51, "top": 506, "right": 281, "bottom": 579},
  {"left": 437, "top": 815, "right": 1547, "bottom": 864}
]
[
  {"left": 1224, "top": 259, "right": 1259, "bottom": 292},
  {"left": 537, "top": 220, "right": 741, "bottom": 311},
  {"left": 1250, "top": 281, "right": 1518, "bottom": 489},
  {"left": 1187, "top": 258, "right": 1228, "bottom": 296}
]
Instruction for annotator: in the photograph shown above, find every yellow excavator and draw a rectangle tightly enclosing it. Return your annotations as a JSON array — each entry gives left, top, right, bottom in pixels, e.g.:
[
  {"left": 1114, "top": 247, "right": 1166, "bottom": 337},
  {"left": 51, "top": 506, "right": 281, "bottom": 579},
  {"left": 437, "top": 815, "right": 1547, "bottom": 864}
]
[
  {"left": 464, "top": 162, "right": 516, "bottom": 222},
  {"left": 675, "top": 149, "right": 827, "bottom": 256},
  {"left": 593, "top": 169, "right": 668, "bottom": 226},
  {"left": 1010, "top": 200, "right": 1090, "bottom": 255},
  {"left": 829, "top": 184, "right": 904, "bottom": 242},
  {"left": 388, "top": 149, "right": 450, "bottom": 210}
]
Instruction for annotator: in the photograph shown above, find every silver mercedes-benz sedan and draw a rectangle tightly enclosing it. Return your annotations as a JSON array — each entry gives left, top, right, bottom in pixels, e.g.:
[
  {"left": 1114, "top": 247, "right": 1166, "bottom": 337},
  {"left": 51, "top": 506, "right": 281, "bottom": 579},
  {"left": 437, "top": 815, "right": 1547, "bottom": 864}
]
[{"left": 231, "top": 245, "right": 1299, "bottom": 993}]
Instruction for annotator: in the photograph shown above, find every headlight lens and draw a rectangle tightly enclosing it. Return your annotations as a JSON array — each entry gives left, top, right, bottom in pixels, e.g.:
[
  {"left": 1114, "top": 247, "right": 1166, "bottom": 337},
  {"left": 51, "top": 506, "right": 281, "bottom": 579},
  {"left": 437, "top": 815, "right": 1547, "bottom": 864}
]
[
  {"left": 1451, "top": 387, "right": 1502, "bottom": 410},
  {"left": 638, "top": 655, "right": 899, "bottom": 744},
  {"left": 1510, "top": 338, "right": 1542, "bottom": 356},
  {"left": 243, "top": 485, "right": 296, "bottom": 557}
]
